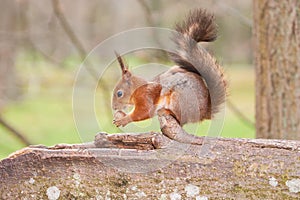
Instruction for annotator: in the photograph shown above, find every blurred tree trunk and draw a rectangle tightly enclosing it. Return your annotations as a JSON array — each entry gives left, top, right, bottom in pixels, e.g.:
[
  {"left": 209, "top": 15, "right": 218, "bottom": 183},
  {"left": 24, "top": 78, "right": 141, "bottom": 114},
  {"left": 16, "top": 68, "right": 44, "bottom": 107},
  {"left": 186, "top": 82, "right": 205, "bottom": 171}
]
[
  {"left": 254, "top": 0, "right": 300, "bottom": 139},
  {"left": 0, "top": 0, "right": 19, "bottom": 109},
  {"left": 0, "top": 1, "right": 31, "bottom": 145}
]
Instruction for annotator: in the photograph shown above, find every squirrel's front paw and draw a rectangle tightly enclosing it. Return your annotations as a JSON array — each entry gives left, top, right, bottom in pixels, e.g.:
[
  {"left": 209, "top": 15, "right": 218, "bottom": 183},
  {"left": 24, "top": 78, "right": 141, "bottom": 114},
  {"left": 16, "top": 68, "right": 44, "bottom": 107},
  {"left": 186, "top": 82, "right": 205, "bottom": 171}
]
[
  {"left": 113, "top": 111, "right": 129, "bottom": 127},
  {"left": 113, "top": 117, "right": 130, "bottom": 127}
]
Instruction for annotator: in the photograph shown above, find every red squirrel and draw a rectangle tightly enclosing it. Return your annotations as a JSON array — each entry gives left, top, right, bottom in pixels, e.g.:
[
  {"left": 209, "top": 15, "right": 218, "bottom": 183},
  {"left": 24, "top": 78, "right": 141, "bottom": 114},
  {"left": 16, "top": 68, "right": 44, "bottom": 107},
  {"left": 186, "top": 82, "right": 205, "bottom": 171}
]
[{"left": 112, "top": 9, "right": 227, "bottom": 139}]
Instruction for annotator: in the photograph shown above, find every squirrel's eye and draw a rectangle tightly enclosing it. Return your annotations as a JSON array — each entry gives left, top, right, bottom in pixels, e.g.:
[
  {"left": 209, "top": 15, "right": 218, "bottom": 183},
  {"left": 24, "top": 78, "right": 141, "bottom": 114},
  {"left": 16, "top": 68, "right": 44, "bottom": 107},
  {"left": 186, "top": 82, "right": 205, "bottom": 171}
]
[{"left": 117, "top": 90, "right": 123, "bottom": 98}]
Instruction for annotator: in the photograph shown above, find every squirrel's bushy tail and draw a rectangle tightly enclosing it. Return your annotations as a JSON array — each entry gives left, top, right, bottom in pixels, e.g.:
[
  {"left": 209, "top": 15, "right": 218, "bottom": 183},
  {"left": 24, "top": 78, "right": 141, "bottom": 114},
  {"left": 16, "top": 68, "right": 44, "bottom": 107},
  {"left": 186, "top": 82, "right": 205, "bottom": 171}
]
[
  {"left": 175, "top": 9, "right": 217, "bottom": 43},
  {"left": 170, "top": 9, "right": 227, "bottom": 117}
]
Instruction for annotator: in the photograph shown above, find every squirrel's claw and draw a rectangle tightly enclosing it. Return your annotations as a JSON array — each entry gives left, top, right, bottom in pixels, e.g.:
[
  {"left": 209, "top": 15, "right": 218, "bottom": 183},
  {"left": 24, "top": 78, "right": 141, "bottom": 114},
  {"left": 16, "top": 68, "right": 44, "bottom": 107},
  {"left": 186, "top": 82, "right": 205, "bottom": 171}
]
[
  {"left": 112, "top": 119, "right": 121, "bottom": 127},
  {"left": 113, "top": 116, "right": 130, "bottom": 127}
]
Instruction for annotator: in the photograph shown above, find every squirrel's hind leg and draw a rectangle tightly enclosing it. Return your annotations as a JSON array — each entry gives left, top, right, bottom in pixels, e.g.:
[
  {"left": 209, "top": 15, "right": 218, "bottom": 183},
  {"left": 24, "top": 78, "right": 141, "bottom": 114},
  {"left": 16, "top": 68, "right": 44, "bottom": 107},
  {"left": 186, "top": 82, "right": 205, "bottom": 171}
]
[{"left": 157, "top": 108, "right": 203, "bottom": 145}]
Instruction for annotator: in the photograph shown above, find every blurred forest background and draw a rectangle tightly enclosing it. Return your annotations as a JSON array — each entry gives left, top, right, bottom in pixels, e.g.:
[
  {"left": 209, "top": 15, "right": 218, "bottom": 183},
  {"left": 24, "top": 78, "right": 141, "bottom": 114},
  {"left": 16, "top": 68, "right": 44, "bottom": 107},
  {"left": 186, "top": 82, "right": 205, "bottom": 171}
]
[{"left": 0, "top": 0, "right": 254, "bottom": 158}]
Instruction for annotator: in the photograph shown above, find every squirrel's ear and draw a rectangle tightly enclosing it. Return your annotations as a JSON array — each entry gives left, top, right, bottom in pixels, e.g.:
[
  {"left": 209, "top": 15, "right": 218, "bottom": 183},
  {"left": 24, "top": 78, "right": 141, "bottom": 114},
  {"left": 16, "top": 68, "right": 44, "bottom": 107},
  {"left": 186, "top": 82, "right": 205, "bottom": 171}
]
[
  {"left": 114, "top": 51, "right": 128, "bottom": 75},
  {"left": 123, "top": 70, "right": 132, "bottom": 80}
]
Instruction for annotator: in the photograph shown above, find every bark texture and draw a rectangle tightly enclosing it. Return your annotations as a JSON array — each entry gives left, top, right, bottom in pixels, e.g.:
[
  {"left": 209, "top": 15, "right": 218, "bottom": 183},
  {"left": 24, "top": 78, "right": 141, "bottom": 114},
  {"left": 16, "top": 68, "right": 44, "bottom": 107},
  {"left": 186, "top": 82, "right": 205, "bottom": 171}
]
[
  {"left": 254, "top": 0, "right": 300, "bottom": 139},
  {"left": 1, "top": 134, "right": 300, "bottom": 199}
]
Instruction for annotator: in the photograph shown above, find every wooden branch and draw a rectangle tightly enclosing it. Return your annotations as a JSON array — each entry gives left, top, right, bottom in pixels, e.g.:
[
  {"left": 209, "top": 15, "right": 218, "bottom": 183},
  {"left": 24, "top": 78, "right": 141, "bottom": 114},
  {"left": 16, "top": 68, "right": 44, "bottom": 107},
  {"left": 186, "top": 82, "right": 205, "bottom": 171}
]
[
  {"left": 137, "top": 0, "right": 156, "bottom": 27},
  {"left": 51, "top": 0, "right": 86, "bottom": 60},
  {"left": 51, "top": 0, "right": 100, "bottom": 82},
  {"left": 1, "top": 133, "right": 300, "bottom": 199},
  {"left": 0, "top": 115, "right": 31, "bottom": 146}
]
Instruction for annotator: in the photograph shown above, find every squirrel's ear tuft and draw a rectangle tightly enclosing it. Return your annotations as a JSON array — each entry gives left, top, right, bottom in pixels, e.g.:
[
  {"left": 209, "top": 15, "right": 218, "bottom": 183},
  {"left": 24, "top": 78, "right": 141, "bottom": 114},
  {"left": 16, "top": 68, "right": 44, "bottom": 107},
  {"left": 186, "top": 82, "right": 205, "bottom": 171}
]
[{"left": 114, "top": 51, "right": 128, "bottom": 75}]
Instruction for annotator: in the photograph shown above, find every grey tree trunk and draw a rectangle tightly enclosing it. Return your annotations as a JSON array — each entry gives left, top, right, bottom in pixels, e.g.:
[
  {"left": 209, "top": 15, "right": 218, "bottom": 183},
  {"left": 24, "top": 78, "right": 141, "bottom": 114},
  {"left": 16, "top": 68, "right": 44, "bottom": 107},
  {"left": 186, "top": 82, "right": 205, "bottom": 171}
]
[
  {"left": 254, "top": 0, "right": 300, "bottom": 139},
  {"left": 1, "top": 133, "right": 300, "bottom": 199},
  {"left": 0, "top": 0, "right": 19, "bottom": 109}
]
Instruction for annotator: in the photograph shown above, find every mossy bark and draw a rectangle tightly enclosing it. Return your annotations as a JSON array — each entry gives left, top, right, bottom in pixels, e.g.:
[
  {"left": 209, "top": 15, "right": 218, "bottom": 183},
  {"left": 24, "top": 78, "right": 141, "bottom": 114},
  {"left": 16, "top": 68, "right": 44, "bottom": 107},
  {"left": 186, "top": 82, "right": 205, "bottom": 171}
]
[{"left": 1, "top": 135, "right": 300, "bottom": 199}]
